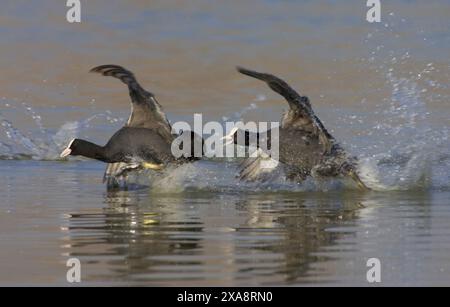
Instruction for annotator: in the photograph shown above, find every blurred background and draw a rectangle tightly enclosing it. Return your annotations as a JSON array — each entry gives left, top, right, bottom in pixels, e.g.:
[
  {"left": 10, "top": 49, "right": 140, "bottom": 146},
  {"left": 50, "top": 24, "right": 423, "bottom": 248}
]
[{"left": 1, "top": 1, "right": 449, "bottom": 132}]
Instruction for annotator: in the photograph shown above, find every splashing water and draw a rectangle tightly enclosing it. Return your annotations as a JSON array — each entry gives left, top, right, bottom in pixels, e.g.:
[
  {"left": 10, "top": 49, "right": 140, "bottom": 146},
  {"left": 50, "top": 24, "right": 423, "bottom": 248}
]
[
  {"left": 1, "top": 64, "right": 448, "bottom": 192},
  {"left": 355, "top": 32, "right": 450, "bottom": 191},
  {"left": 0, "top": 105, "right": 123, "bottom": 161}
]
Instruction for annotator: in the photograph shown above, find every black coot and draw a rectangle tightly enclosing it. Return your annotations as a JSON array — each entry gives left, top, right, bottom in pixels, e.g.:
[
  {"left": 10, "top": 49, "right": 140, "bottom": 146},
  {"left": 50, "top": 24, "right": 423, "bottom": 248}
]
[
  {"left": 89, "top": 65, "right": 174, "bottom": 187},
  {"left": 224, "top": 67, "right": 368, "bottom": 190},
  {"left": 61, "top": 65, "right": 203, "bottom": 188}
]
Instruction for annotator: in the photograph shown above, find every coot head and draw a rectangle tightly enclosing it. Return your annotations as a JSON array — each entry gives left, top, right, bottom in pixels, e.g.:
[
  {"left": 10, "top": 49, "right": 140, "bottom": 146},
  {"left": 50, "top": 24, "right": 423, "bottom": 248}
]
[{"left": 60, "top": 139, "right": 83, "bottom": 158}]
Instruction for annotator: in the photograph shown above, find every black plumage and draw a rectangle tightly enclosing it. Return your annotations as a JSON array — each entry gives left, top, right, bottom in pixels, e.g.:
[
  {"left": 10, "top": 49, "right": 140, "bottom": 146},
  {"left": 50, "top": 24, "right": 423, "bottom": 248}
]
[
  {"left": 90, "top": 65, "right": 174, "bottom": 187},
  {"left": 61, "top": 65, "right": 202, "bottom": 188},
  {"left": 61, "top": 127, "right": 202, "bottom": 168},
  {"left": 63, "top": 127, "right": 174, "bottom": 164}
]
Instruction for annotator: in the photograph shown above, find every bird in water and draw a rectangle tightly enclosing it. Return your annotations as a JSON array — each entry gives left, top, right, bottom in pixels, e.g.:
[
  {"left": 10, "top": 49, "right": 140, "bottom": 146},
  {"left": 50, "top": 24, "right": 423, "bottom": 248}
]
[
  {"left": 60, "top": 65, "right": 202, "bottom": 189},
  {"left": 224, "top": 67, "right": 369, "bottom": 190}
]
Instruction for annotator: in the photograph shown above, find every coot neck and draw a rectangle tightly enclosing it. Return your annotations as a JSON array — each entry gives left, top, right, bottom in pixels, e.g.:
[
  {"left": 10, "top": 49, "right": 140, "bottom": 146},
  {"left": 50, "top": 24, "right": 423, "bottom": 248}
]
[{"left": 76, "top": 140, "right": 109, "bottom": 162}]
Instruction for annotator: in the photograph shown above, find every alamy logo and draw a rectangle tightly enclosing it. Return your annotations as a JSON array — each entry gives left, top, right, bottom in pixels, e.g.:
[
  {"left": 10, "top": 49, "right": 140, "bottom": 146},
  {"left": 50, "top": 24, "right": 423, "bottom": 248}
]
[
  {"left": 66, "top": 0, "right": 81, "bottom": 23},
  {"left": 366, "top": 258, "right": 381, "bottom": 283},
  {"left": 171, "top": 114, "right": 279, "bottom": 169},
  {"left": 66, "top": 258, "right": 81, "bottom": 283},
  {"left": 366, "top": 0, "right": 381, "bottom": 23}
]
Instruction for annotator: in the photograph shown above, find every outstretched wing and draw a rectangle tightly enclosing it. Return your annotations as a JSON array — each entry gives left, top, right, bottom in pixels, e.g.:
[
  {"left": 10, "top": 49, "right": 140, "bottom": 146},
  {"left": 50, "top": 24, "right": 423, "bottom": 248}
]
[
  {"left": 90, "top": 65, "right": 172, "bottom": 134},
  {"left": 237, "top": 67, "right": 334, "bottom": 153}
]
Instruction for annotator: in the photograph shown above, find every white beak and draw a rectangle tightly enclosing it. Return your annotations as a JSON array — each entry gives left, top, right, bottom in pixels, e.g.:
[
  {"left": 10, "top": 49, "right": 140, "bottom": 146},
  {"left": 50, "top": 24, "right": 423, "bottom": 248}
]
[
  {"left": 60, "top": 139, "right": 75, "bottom": 158},
  {"left": 60, "top": 148, "right": 72, "bottom": 158},
  {"left": 221, "top": 127, "right": 239, "bottom": 146}
]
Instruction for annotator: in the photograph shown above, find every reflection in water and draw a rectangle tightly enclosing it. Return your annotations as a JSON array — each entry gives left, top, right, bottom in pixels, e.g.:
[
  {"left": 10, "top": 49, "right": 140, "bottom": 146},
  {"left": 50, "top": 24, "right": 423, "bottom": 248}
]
[
  {"left": 2, "top": 160, "right": 448, "bottom": 286},
  {"left": 63, "top": 190, "right": 365, "bottom": 285}
]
